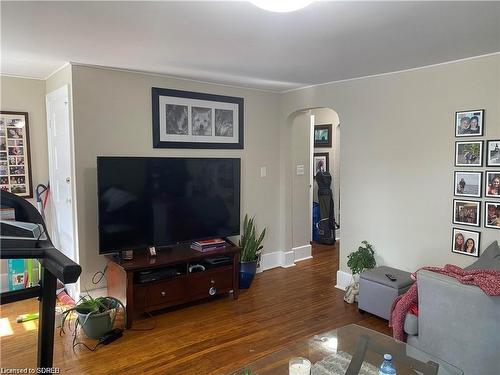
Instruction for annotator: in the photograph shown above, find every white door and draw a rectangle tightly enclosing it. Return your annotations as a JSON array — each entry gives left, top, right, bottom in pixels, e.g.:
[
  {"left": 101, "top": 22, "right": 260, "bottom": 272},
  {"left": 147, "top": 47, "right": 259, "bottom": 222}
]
[{"left": 46, "top": 85, "right": 78, "bottom": 299}]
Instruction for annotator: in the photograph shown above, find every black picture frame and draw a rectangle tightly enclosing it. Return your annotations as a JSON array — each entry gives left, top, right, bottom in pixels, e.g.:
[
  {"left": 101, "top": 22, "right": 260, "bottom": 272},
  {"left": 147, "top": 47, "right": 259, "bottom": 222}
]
[
  {"left": 486, "top": 139, "right": 500, "bottom": 167},
  {"left": 452, "top": 199, "right": 481, "bottom": 227},
  {"left": 314, "top": 124, "right": 332, "bottom": 148},
  {"left": 455, "top": 140, "right": 483, "bottom": 167},
  {"left": 0, "top": 111, "right": 33, "bottom": 198},
  {"left": 313, "top": 152, "right": 329, "bottom": 178},
  {"left": 453, "top": 171, "right": 482, "bottom": 198},
  {"left": 485, "top": 201, "right": 500, "bottom": 230},
  {"left": 152, "top": 87, "right": 244, "bottom": 149},
  {"left": 485, "top": 171, "right": 500, "bottom": 198},
  {"left": 455, "top": 109, "right": 484, "bottom": 137},
  {"left": 452, "top": 228, "right": 480, "bottom": 258}
]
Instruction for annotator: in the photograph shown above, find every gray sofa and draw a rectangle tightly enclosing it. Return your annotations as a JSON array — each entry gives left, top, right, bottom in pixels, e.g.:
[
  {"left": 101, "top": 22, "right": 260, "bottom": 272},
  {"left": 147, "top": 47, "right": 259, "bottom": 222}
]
[{"left": 405, "top": 268, "right": 500, "bottom": 375}]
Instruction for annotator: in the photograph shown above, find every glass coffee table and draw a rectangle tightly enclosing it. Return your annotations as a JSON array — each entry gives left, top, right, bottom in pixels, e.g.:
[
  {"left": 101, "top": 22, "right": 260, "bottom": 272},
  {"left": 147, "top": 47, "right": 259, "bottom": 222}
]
[{"left": 231, "top": 324, "right": 463, "bottom": 375}]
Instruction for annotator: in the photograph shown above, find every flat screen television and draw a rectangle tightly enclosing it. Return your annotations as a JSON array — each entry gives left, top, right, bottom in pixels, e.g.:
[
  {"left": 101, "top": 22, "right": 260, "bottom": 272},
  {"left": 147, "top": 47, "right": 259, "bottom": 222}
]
[{"left": 97, "top": 157, "right": 240, "bottom": 254}]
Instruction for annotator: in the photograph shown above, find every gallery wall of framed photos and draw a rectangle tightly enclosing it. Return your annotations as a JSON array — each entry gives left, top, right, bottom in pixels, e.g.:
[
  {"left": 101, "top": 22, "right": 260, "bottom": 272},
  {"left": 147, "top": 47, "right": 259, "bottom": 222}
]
[
  {"left": 0, "top": 111, "right": 33, "bottom": 198},
  {"left": 452, "top": 109, "right": 499, "bottom": 258}
]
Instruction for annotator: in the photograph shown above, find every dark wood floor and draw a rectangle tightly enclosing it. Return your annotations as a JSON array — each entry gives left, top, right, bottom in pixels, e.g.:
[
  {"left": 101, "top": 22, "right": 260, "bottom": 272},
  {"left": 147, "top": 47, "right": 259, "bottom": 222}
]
[{"left": 0, "top": 243, "right": 390, "bottom": 374}]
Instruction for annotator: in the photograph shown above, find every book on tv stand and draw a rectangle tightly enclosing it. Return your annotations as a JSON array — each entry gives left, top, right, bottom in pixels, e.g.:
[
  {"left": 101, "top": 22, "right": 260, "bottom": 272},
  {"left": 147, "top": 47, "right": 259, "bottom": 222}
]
[{"left": 191, "top": 238, "right": 227, "bottom": 252}]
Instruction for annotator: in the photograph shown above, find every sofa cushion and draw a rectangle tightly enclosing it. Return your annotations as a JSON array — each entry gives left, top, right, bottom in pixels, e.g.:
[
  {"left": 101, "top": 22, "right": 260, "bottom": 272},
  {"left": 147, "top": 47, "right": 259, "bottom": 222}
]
[
  {"left": 403, "top": 313, "right": 418, "bottom": 336},
  {"left": 466, "top": 241, "right": 500, "bottom": 270}
]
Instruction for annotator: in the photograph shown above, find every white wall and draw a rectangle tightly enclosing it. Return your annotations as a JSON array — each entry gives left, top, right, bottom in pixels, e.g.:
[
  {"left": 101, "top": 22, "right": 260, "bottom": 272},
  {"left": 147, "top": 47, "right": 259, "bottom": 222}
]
[
  {"left": 45, "top": 64, "right": 72, "bottom": 95},
  {"left": 70, "top": 65, "right": 282, "bottom": 289},
  {"left": 281, "top": 54, "right": 500, "bottom": 274}
]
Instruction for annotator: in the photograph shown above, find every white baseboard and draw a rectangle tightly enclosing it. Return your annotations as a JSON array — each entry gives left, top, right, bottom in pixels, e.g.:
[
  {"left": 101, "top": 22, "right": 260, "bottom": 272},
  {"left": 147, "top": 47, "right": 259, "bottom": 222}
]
[
  {"left": 259, "top": 251, "right": 285, "bottom": 272},
  {"left": 282, "top": 250, "right": 295, "bottom": 268},
  {"left": 293, "top": 244, "right": 312, "bottom": 262},
  {"left": 335, "top": 270, "right": 352, "bottom": 291},
  {"left": 259, "top": 246, "right": 313, "bottom": 272}
]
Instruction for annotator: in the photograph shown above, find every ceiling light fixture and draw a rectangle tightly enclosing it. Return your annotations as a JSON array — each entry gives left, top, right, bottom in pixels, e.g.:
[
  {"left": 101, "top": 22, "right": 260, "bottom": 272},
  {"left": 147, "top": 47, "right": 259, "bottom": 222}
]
[{"left": 249, "top": 0, "right": 313, "bottom": 13}]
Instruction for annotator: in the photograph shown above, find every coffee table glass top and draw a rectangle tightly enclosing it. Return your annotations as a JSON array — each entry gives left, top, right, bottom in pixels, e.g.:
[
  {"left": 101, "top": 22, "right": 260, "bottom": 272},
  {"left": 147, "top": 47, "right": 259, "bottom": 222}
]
[{"left": 231, "top": 324, "right": 463, "bottom": 375}]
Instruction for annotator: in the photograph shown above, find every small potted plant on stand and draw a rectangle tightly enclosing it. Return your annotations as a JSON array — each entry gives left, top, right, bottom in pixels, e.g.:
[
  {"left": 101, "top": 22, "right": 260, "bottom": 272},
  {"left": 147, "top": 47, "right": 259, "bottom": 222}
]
[
  {"left": 344, "top": 240, "right": 376, "bottom": 304},
  {"left": 239, "top": 214, "right": 266, "bottom": 289},
  {"left": 61, "top": 294, "right": 125, "bottom": 340}
]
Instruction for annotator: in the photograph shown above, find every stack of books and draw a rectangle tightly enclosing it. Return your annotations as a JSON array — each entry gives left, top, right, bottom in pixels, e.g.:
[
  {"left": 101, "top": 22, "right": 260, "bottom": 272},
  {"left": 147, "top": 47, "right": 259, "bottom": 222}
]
[{"left": 190, "top": 238, "right": 227, "bottom": 252}]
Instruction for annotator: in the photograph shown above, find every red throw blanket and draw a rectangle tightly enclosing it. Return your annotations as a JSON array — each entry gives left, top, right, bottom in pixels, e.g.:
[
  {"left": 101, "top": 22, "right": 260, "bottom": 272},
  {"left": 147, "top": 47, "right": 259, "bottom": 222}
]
[{"left": 389, "top": 265, "right": 500, "bottom": 341}]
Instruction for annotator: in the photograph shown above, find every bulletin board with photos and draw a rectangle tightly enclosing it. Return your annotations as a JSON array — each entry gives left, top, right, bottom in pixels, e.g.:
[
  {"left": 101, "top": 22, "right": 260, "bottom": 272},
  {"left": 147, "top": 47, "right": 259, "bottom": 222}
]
[{"left": 0, "top": 111, "right": 33, "bottom": 198}]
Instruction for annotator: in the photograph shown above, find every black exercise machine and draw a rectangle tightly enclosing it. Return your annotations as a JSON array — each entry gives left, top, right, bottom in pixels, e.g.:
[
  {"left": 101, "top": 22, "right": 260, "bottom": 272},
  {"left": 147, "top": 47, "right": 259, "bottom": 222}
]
[{"left": 0, "top": 190, "right": 81, "bottom": 368}]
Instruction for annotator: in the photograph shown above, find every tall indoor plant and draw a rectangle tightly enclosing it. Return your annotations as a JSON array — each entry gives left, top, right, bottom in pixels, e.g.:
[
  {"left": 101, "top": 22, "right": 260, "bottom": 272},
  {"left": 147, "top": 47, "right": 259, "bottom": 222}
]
[
  {"left": 238, "top": 214, "right": 266, "bottom": 289},
  {"left": 344, "top": 240, "right": 376, "bottom": 303}
]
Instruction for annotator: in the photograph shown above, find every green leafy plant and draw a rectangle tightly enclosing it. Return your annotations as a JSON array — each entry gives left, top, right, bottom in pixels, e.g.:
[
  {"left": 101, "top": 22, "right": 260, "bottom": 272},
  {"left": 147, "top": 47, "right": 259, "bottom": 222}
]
[
  {"left": 347, "top": 240, "right": 376, "bottom": 275},
  {"left": 61, "top": 293, "right": 125, "bottom": 335},
  {"left": 239, "top": 214, "right": 266, "bottom": 262}
]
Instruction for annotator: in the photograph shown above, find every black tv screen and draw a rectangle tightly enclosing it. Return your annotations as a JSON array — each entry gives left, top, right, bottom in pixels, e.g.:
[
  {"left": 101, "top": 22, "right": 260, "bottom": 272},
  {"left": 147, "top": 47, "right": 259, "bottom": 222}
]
[{"left": 97, "top": 157, "right": 240, "bottom": 254}]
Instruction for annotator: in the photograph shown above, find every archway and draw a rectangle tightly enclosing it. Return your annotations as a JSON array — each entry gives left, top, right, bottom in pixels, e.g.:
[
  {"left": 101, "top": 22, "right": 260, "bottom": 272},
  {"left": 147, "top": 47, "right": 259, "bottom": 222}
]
[{"left": 284, "top": 107, "right": 340, "bottom": 265}]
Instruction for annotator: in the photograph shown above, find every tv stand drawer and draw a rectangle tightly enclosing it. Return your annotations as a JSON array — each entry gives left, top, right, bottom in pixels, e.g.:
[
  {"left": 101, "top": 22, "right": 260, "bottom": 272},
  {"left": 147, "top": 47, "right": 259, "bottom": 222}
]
[
  {"left": 134, "top": 277, "right": 187, "bottom": 311},
  {"left": 187, "top": 267, "right": 234, "bottom": 299}
]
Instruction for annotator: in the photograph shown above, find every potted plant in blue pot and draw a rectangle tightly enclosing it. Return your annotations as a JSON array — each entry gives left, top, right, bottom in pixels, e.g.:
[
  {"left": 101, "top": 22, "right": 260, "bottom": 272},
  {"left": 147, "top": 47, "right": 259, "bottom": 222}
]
[{"left": 239, "top": 214, "right": 266, "bottom": 289}]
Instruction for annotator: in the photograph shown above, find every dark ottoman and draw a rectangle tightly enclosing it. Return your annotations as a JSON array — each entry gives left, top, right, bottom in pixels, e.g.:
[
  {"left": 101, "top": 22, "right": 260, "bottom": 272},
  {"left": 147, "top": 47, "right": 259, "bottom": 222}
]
[{"left": 358, "top": 266, "right": 414, "bottom": 320}]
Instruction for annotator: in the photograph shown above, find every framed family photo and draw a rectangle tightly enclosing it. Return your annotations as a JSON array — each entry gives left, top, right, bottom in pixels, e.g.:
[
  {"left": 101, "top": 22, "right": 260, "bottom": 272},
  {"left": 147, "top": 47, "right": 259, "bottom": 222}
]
[
  {"left": 454, "top": 171, "right": 482, "bottom": 198},
  {"left": 0, "top": 111, "right": 33, "bottom": 198},
  {"left": 485, "top": 202, "right": 500, "bottom": 230},
  {"left": 313, "top": 152, "right": 329, "bottom": 178},
  {"left": 152, "top": 87, "right": 244, "bottom": 149},
  {"left": 452, "top": 228, "right": 480, "bottom": 257},
  {"left": 455, "top": 141, "right": 483, "bottom": 167},
  {"left": 455, "top": 109, "right": 484, "bottom": 137},
  {"left": 485, "top": 171, "right": 500, "bottom": 198},
  {"left": 486, "top": 140, "right": 500, "bottom": 167},
  {"left": 453, "top": 199, "right": 480, "bottom": 227},
  {"left": 314, "top": 124, "right": 332, "bottom": 148}
]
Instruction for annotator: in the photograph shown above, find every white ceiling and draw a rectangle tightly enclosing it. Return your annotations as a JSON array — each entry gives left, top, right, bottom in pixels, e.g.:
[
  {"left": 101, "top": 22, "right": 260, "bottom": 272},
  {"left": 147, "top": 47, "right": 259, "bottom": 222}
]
[{"left": 1, "top": 1, "right": 499, "bottom": 91}]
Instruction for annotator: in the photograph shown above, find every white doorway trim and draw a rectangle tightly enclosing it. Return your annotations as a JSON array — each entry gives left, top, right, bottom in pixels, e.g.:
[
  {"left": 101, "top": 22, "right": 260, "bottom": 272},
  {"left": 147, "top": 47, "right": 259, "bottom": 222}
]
[
  {"left": 46, "top": 84, "right": 80, "bottom": 299},
  {"left": 309, "top": 114, "right": 314, "bottom": 243}
]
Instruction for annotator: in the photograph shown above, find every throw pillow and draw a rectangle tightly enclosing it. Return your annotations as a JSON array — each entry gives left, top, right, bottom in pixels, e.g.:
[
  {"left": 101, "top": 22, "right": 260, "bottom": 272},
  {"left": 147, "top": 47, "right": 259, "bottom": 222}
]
[{"left": 466, "top": 241, "right": 500, "bottom": 270}]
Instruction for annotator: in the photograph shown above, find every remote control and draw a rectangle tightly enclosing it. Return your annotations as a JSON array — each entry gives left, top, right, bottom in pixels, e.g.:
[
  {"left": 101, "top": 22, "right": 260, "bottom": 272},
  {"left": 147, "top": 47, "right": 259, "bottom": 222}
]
[{"left": 385, "top": 273, "right": 397, "bottom": 282}]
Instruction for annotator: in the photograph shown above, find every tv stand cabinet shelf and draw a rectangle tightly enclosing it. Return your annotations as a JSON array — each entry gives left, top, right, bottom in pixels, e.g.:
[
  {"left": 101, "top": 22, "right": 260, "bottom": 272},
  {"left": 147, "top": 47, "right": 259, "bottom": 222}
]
[{"left": 105, "top": 245, "right": 240, "bottom": 328}]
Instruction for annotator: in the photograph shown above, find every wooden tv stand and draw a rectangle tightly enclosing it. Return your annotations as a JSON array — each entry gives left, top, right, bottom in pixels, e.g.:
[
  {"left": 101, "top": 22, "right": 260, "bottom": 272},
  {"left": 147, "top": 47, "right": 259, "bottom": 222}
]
[{"left": 105, "top": 245, "right": 240, "bottom": 328}]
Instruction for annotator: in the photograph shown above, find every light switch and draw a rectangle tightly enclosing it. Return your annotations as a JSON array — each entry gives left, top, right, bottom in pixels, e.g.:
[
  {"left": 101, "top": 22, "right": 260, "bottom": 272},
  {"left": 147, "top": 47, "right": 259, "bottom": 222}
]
[
  {"left": 296, "top": 164, "right": 305, "bottom": 175},
  {"left": 260, "top": 166, "right": 267, "bottom": 178}
]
